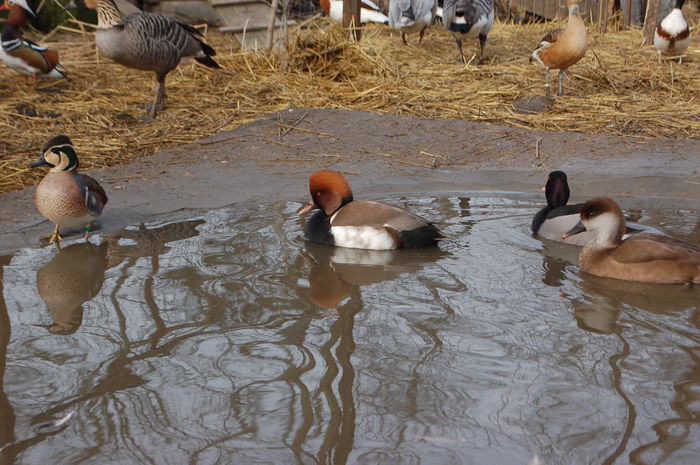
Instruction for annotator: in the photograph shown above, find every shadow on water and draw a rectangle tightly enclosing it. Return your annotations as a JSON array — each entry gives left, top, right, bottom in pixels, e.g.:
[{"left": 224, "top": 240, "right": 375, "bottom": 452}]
[{"left": 0, "top": 195, "right": 698, "bottom": 464}]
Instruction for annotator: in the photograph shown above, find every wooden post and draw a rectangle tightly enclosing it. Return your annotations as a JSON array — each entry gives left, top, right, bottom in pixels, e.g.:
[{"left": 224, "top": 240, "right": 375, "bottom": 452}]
[
  {"left": 642, "top": 0, "right": 660, "bottom": 44},
  {"left": 266, "top": 0, "right": 280, "bottom": 50},
  {"left": 343, "top": 0, "right": 362, "bottom": 41}
]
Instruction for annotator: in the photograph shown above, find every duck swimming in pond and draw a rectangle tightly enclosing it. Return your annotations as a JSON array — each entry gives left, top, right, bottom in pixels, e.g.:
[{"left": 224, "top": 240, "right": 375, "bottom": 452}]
[
  {"left": 298, "top": 170, "right": 445, "bottom": 250},
  {"left": 563, "top": 197, "right": 700, "bottom": 284}
]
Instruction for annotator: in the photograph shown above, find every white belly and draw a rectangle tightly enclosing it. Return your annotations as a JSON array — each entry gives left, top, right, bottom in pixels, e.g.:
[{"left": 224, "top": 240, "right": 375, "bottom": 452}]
[{"left": 331, "top": 225, "right": 396, "bottom": 250}]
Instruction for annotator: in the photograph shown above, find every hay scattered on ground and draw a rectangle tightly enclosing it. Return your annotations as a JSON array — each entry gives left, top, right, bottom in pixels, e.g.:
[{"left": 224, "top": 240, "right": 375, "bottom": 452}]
[{"left": 0, "top": 16, "right": 698, "bottom": 194}]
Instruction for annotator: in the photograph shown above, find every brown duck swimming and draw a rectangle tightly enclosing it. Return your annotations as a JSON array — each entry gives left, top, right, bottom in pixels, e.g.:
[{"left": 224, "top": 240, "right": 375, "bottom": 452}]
[{"left": 563, "top": 197, "right": 700, "bottom": 284}]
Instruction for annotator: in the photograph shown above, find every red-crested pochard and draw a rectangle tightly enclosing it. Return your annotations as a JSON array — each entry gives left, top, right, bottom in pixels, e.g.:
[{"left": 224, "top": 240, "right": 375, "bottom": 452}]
[
  {"left": 563, "top": 197, "right": 700, "bottom": 284},
  {"left": 298, "top": 170, "right": 445, "bottom": 250},
  {"left": 532, "top": 171, "right": 647, "bottom": 246}
]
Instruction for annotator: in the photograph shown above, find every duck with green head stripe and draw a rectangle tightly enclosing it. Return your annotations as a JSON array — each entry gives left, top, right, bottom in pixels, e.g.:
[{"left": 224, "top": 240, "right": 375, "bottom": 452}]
[{"left": 29, "top": 136, "right": 108, "bottom": 245}]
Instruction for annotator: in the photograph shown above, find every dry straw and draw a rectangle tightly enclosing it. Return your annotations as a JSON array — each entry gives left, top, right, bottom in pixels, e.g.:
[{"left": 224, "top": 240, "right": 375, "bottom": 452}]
[{"left": 0, "top": 14, "right": 698, "bottom": 194}]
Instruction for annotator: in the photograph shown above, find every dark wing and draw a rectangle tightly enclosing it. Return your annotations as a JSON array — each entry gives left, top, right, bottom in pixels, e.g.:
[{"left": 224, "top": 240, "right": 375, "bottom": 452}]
[
  {"left": 538, "top": 28, "right": 564, "bottom": 46},
  {"left": 81, "top": 174, "right": 108, "bottom": 215},
  {"left": 611, "top": 234, "right": 700, "bottom": 265},
  {"left": 123, "top": 13, "right": 218, "bottom": 65}
]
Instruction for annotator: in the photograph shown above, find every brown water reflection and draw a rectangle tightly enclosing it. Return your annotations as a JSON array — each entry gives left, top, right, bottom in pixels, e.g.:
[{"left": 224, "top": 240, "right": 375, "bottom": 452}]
[{"left": 0, "top": 196, "right": 698, "bottom": 465}]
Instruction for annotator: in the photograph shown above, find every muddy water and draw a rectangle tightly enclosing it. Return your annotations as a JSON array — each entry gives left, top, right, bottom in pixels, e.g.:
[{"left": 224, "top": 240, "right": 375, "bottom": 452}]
[{"left": 0, "top": 195, "right": 698, "bottom": 465}]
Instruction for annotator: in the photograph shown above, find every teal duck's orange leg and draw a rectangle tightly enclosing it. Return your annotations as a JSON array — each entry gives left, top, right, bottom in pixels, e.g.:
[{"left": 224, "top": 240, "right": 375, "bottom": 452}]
[{"left": 48, "top": 224, "right": 63, "bottom": 244}]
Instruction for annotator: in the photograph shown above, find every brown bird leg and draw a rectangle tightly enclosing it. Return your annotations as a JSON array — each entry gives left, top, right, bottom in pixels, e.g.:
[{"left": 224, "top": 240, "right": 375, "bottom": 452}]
[
  {"left": 142, "top": 73, "right": 167, "bottom": 121},
  {"left": 401, "top": 31, "right": 407, "bottom": 45}
]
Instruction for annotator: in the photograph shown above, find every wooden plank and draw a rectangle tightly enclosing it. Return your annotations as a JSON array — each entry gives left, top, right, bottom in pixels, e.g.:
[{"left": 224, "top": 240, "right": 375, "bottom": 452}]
[
  {"left": 215, "top": 3, "right": 271, "bottom": 27},
  {"left": 642, "top": 0, "right": 659, "bottom": 44},
  {"left": 343, "top": 0, "right": 361, "bottom": 40},
  {"left": 209, "top": 0, "right": 266, "bottom": 6},
  {"left": 219, "top": 19, "right": 295, "bottom": 32}
]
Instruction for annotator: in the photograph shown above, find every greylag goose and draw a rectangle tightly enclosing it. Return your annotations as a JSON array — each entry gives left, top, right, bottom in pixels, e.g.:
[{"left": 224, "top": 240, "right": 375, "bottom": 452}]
[{"left": 67, "top": 0, "right": 220, "bottom": 120}]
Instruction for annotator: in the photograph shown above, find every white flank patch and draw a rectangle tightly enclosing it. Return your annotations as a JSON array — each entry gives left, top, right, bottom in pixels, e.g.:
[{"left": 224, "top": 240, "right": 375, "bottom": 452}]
[
  {"left": 332, "top": 247, "right": 395, "bottom": 265},
  {"left": 331, "top": 225, "right": 396, "bottom": 250}
]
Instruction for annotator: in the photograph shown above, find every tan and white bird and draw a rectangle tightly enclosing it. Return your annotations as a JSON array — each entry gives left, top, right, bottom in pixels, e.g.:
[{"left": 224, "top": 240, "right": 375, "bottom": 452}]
[{"left": 530, "top": 0, "right": 589, "bottom": 97}]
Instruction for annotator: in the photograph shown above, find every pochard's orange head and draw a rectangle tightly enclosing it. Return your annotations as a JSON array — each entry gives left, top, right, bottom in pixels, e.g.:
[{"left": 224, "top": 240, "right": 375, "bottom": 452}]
[{"left": 301, "top": 170, "right": 354, "bottom": 216}]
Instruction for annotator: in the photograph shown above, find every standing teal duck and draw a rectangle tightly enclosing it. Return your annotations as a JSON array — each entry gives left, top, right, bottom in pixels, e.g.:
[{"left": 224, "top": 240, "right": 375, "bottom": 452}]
[{"left": 29, "top": 136, "right": 108, "bottom": 244}]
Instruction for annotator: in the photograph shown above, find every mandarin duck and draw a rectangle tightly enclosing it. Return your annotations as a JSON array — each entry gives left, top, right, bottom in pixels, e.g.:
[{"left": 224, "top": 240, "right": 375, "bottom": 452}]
[{"left": 0, "top": 0, "right": 67, "bottom": 86}]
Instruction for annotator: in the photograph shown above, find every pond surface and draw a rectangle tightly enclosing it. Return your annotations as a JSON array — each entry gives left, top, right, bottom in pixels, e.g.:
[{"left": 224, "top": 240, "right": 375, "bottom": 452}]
[{"left": 0, "top": 194, "right": 699, "bottom": 465}]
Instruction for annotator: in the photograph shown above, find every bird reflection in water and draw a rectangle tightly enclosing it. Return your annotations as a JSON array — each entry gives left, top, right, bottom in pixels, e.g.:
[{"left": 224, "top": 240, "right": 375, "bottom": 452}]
[
  {"left": 36, "top": 242, "right": 108, "bottom": 335},
  {"left": 571, "top": 276, "right": 700, "bottom": 335},
  {"left": 297, "top": 241, "right": 448, "bottom": 310}
]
